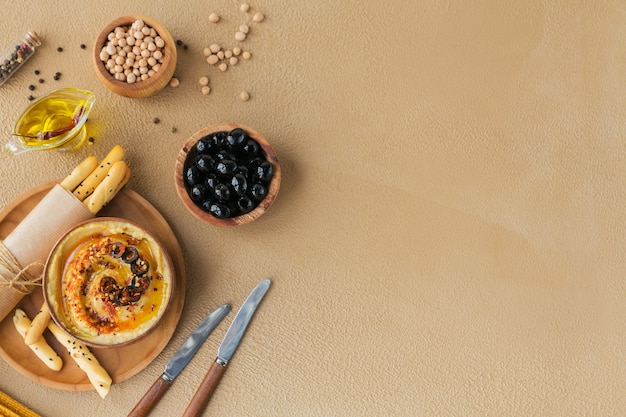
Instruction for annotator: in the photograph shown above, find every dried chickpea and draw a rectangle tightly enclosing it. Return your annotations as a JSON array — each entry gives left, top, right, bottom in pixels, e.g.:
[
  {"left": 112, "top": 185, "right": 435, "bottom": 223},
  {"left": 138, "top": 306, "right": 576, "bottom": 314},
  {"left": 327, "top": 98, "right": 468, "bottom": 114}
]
[
  {"left": 209, "top": 44, "right": 221, "bottom": 53},
  {"left": 209, "top": 13, "right": 220, "bottom": 23},
  {"left": 233, "top": 47, "right": 241, "bottom": 56},
  {"left": 242, "top": 51, "right": 251, "bottom": 60},
  {"left": 235, "top": 31, "right": 247, "bottom": 42},
  {"left": 229, "top": 57, "right": 238, "bottom": 66},
  {"left": 169, "top": 77, "right": 180, "bottom": 87},
  {"left": 239, "top": 24, "right": 249, "bottom": 34},
  {"left": 224, "top": 49, "right": 233, "bottom": 59},
  {"left": 203, "top": 47, "right": 212, "bottom": 57},
  {"left": 240, "top": 3, "right": 250, "bottom": 12},
  {"left": 253, "top": 12, "right": 265, "bottom": 22},
  {"left": 218, "top": 62, "right": 228, "bottom": 72},
  {"left": 199, "top": 76, "right": 209, "bottom": 86},
  {"left": 201, "top": 86, "right": 211, "bottom": 95},
  {"left": 240, "top": 91, "right": 250, "bottom": 101},
  {"left": 217, "top": 50, "right": 225, "bottom": 59},
  {"left": 207, "top": 54, "right": 220, "bottom": 65}
]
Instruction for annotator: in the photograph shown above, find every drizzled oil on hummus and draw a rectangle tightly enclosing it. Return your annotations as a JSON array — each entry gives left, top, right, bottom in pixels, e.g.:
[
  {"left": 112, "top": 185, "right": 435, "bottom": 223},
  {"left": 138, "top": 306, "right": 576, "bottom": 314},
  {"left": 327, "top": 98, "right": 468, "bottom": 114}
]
[{"left": 45, "top": 219, "right": 173, "bottom": 346}]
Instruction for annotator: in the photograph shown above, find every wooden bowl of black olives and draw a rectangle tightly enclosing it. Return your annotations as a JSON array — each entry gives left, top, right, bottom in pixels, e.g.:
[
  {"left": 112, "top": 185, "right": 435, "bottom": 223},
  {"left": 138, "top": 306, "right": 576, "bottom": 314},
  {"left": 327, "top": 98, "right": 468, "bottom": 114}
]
[{"left": 174, "top": 123, "right": 281, "bottom": 226}]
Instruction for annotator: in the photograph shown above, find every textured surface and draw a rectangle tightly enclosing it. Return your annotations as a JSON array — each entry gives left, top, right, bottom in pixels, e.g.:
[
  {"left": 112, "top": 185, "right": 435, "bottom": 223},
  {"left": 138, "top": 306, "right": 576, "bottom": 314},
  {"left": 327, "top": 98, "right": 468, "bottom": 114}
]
[{"left": 0, "top": 1, "right": 624, "bottom": 416}]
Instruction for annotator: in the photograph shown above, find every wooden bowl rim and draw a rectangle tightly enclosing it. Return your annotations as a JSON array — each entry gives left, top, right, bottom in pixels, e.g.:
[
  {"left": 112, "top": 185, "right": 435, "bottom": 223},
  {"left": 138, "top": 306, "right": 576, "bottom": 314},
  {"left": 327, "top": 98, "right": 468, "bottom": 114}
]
[
  {"left": 174, "top": 123, "right": 281, "bottom": 227},
  {"left": 92, "top": 15, "right": 177, "bottom": 98},
  {"left": 42, "top": 216, "right": 176, "bottom": 348}
]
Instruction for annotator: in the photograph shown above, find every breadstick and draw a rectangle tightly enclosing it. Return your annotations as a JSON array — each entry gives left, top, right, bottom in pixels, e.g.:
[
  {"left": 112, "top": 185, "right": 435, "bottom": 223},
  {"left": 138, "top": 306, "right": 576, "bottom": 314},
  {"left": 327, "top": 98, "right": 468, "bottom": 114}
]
[
  {"left": 73, "top": 145, "right": 125, "bottom": 201},
  {"left": 115, "top": 163, "right": 131, "bottom": 195},
  {"left": 83, "top": 160, "right": 129, "bottom": 214},
  {"left": 47, "top": 322, "right": 112, "bottom": 399},
  {"left": 24, "top": 302, "right": 51, "bottom": 345},
  {"left": 59, "top": 156, "right": 98, "bottom": 192},
  {"left": 13, "top": 309, "right": 63, "bottom": 371}
]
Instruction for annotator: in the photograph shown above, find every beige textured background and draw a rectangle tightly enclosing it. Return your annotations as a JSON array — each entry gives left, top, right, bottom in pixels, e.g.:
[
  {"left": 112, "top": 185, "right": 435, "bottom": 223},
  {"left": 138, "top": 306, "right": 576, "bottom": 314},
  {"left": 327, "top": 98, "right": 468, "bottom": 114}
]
[{"left": 0, "top": 0, "right": 625, "bottom": 416}]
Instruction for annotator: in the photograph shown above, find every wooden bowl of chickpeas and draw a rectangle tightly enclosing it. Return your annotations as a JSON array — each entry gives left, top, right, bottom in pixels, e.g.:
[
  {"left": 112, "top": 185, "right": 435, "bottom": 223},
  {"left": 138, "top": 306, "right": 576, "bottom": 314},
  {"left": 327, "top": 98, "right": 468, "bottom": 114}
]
[{"left": 93, "top": 15, "right": 177, "bottom": 98}]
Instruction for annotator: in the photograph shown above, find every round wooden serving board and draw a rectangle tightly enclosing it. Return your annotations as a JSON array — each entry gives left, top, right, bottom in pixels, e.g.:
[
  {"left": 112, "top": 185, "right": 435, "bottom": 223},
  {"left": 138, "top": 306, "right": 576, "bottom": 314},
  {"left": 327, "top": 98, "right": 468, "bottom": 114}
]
[{"left": 0, "top": 182, "right": 186, "bottom": 391}]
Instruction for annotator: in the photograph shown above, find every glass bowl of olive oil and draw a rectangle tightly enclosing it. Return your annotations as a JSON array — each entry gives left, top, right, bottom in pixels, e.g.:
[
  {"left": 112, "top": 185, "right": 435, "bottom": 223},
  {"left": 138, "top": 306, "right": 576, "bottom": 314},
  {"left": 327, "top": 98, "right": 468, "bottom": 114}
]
[{"left": 6, "top": 87, "right": 95, "bottom": 155}]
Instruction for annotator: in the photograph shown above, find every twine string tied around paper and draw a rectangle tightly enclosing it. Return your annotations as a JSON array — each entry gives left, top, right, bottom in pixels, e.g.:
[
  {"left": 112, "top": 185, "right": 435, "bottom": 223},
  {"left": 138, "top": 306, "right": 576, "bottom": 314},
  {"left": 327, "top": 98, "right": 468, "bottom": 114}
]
[{"left": 0, "top": 240, "right": 43, "bottom": 294}]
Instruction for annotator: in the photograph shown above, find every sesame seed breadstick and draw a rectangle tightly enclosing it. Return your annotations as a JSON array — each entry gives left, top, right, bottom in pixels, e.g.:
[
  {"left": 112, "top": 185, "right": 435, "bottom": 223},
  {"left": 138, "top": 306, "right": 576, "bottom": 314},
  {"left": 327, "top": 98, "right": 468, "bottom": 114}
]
[
  {"left": 60, "top": 156, "right": 99, "bottom": 192},
  {"left": 73, "top": 145, "right": 125, "bottom": 201},
  {"left": 24, "top": 301, "right": 51, "bottom": 346},
  {"left": 13, "top": 309, "right": 63, "bottom": 371},
  {"left": 47, "top": 322, "right": 112, "bottom": 399},
  {"left": 82, "top": 160, "right": 129, "bottom": 214}
]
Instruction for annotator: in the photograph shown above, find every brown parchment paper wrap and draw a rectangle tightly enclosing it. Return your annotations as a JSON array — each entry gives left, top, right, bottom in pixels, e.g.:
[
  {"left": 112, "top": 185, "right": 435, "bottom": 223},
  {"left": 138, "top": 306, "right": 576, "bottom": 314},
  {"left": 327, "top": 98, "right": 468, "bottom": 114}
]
[{"left": 0, "top": 185, "right": 94, "bottom": 322}]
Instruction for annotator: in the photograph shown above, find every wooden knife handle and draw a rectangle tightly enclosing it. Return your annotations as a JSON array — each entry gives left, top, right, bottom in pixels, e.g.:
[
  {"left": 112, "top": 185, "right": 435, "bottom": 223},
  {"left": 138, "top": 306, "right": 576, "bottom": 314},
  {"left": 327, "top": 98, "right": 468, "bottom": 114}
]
[
  {"left": 182, "top": 360, "right": 227, "bottom": 417},
  {"left": 127, "top": 376, "right": 172, "bottom": 417}
]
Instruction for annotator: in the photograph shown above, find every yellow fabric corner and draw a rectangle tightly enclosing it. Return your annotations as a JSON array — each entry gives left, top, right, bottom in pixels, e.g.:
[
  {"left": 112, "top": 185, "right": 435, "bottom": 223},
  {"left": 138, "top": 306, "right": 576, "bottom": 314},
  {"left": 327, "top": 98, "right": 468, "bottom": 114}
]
[{"left": 0, "top": 391, "right": 40, "bottom": 417}]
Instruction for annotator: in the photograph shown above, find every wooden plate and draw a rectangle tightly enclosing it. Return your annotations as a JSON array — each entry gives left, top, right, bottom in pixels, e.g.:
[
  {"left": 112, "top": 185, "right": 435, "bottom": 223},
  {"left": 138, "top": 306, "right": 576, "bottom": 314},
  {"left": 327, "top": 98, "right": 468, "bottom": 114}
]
[{"left": 0, "top": 182, "right": 186, "bottom": 390}]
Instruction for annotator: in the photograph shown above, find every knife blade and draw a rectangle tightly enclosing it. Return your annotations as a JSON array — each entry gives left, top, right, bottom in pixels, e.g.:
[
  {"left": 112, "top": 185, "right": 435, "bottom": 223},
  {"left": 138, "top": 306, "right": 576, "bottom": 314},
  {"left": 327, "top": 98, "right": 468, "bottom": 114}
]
[
  {"left": 127, "top": 304, "right": 231, "bottom": 417},
  {"left": 182, "top": 279, "right": 271, "bottom": 417}
]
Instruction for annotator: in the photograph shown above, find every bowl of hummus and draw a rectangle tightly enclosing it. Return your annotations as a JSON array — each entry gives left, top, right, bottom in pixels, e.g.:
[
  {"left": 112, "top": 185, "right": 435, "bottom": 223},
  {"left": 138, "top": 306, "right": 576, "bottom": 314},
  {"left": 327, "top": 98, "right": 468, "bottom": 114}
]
[{"left": 43, "top": 218, "right": 175, "bottom": 347}]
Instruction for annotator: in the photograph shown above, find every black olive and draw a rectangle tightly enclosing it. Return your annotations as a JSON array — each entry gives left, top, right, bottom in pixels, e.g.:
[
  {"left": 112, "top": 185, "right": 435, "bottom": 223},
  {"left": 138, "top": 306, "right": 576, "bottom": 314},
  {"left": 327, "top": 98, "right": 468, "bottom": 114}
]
[
  {"left": 109, "top": 242, "right": 125, "bottom": 258},
  {"left": 209, "top": 203, "right": 231, "bottom": 218},
  {"left": 216, "top": 150, "right": 238, "bottom": 161},
  {"left": 130, "top": 275, "right": 150, "bottom": 291},
  {"left": 201, "top": 199, "right": 214, "bottom": 212},
  {"left": 237, "top": 165, "right": 249, "bottom": 179},
  {"left": 213, "top": 183, "right": 231, "bottom": 201},
  {"left": 205, "top": 174, "right": 219, "bottom": 190},
  {"left": 194, "top": 155, "right": 214, "bottom": 172},
  {"left": 243, "top": 138, "right": 261, "bottom": 156},
  {"left": 131, "top": 256, "right": 150, "bottom": 276},
  {"left": 190, "top": 184, "right": 205, "bottom": 201},
  {"left": 255, "top": 161, "right": 274, "bottom": 182},
  {"left": 196, "top": 136, "right": 214, "bottom": 153},
  {"left": 99, "top": 276, "right": 119, "bottom": 293},
  {"left": 250, "top": 183, "right": 267, "bottom": 201},
  {"left": 227, "top": 128, "right": 246, "bottom": 147},
  {"left": 185, "top": 166, "right": 202, "bottom": 186},
  {"left": 237, "top": 196, "right": 254, "bottom": 213},
  {"left": 215, "top": 159, "right": 237, "bottom": 177},
  {"left": 122, "top": 246, "right": 139, "bottom": 263},
  {"left": 231, "top": 174, "right": 248, "bottom": 195},
  {"left": 212, "top": 131, "right": 227, "bottom": 147}
]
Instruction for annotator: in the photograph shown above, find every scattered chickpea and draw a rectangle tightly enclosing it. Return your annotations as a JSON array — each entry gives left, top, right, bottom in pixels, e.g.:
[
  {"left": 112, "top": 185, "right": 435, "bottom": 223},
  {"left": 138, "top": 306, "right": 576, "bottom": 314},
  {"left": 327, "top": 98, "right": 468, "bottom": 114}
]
[
  {"left": 242, "top": 51, "right": 251, "bottom": 60},
  {"left": 209, "top": 44, "right": 221, "bottom": 53},
  {"left": 209, "top": 13, "right": 220, "bottom": 23},
  {"left": 217, "top": 50, "right": 225, "bottom": 60},
  {"left": 232, "top": 47, "right": 241, "bottom": 56},
  {"left": 240, "top": 3, "right": 250, "bottom": 12},
  {"left": 199, "top": 76, "right": 209, "bottom": 86},
  {"left": 169, "top": 77, "right": 180, "bottom": 87},
  {"left": 235, "top": 31, "right": 247, "bottom": 42},
  {"left": 218, "top": 62, "right": 228, "bottom": 72},
  {"left": 224, "top": 49, "right": 233, "bottom": 59},
  {"left": 229, "top": 57, "right": 238, "bottom": 66},
  {"left": 201, "top": 86, "right": 211, "bottom": 95},
  {"left": 239, "top": 91, "right": 250, "bottom": 101},
  {"left": 203, "top": 47, "right": 212, "bottom": 57},
  {"left": 207, "top": 54, "right": 219, "bottom": 65},
  {"left": 253, "top": 12, "right": 265, "bottom": 22},
  {"left": 239, "top": 24, "right": 249, "bottom": 34}
]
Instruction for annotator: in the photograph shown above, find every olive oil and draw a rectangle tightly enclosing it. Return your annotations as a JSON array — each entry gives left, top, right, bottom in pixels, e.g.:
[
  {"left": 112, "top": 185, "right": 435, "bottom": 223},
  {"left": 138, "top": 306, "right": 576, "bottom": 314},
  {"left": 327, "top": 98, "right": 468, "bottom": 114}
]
[{"left": 6, "top": 87, "right": 95, "bottom": 155}]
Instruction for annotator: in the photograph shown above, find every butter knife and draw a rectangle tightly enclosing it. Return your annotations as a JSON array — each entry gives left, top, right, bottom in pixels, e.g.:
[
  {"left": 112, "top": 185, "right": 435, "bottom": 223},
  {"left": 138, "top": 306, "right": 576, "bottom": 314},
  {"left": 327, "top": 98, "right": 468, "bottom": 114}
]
[
  {"left": 127, "top": 304, "right": 231, "bottom": 417},
  {"left": 182, "top": 279, "right": 271, "bottom": 417}
]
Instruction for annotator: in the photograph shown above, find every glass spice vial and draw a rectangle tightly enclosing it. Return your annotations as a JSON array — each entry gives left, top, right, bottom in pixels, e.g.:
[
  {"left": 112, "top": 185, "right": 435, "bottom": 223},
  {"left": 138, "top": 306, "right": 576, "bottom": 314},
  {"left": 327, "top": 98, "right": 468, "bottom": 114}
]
[{"left": 0, "top": 31, "right": 42, "bottom": 87}]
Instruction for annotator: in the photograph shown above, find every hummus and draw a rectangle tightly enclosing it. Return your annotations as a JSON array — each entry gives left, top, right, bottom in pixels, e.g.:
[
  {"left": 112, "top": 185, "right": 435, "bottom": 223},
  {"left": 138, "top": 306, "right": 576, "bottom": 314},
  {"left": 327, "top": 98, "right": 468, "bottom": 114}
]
[{"left": 45, "top": 219, "right": 173, "bottom": 346}]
